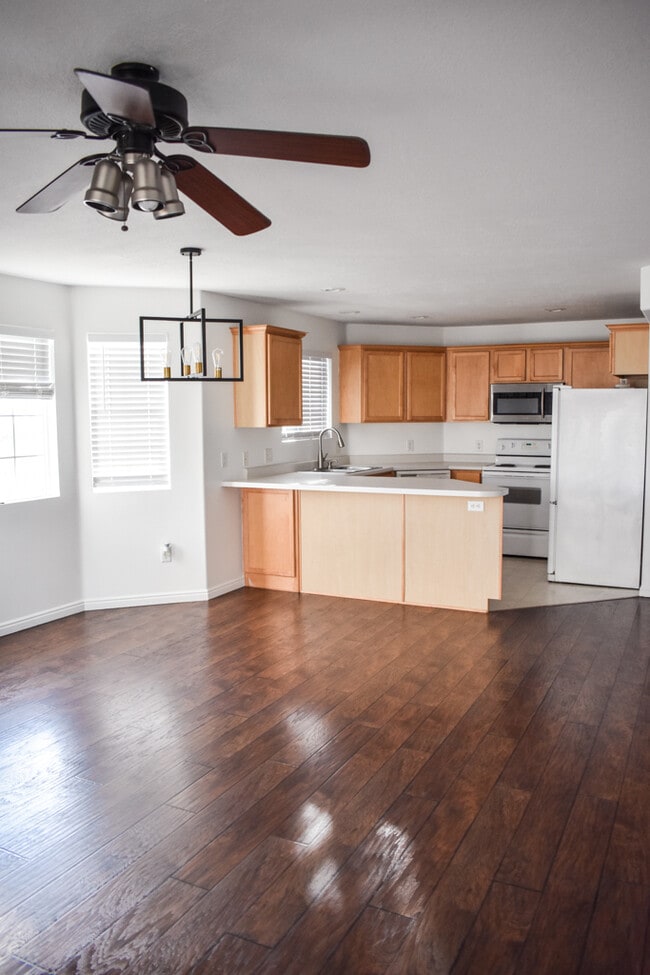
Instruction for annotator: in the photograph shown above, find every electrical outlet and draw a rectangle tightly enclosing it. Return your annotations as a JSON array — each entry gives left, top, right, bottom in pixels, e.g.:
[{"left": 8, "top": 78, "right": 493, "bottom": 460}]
[
  {"left": 220, "top": 451, "right": 228, "bottom": 469},
  {"left": 161, "top": 542, "right": 172, "bottom": 562},
  {"left": 407, "top": 439, "right": 415, "bottom": 452},
  {"left": 467, "top": 500, "right": 484, "bottom": 512},
  {"left": 265, "top": 447, "right": 273, "bottom": 463},
  {"left": 242, "top": 450, "right": 249, "bottom": 467},
  {"left": 475, "top": 440, "right": 483, "bottom": 451}
]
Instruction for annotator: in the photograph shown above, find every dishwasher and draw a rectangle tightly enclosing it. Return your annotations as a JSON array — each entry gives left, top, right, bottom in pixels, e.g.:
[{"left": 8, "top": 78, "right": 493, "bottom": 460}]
[{"left": 394, "top": 469, "right": 451, "bottom": 479}]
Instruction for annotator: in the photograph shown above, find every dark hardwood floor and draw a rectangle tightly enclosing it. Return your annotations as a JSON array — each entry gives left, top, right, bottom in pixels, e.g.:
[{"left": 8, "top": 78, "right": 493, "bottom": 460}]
[{"left": 0, "top": 589, "right": 649, "bottom": 974}]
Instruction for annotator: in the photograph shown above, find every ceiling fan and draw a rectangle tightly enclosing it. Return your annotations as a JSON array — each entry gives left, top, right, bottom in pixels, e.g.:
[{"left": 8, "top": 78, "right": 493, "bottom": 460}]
[{"left": 0, "top": 62, "right": 371, "bottom": 235}]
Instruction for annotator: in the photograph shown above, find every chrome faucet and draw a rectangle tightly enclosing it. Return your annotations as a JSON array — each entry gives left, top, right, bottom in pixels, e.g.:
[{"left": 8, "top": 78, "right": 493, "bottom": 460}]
[{"left": 317, "top": 426, "right": 345, "bottom": 470}]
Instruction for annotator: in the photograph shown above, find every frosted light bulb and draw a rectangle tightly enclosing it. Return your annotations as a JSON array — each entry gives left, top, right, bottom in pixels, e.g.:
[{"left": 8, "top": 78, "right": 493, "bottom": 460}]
[
  {"left": 181, "top": 346, "right": 192, "bottom": 377},
  {"left": 212, "top": 347, "right": 224, "bottom": 378}
]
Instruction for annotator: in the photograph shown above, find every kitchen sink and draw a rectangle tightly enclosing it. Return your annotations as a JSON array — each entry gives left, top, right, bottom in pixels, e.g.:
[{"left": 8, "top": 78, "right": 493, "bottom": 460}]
[{"left": 311, "top": 465, "right": 384, "bottom": 474}]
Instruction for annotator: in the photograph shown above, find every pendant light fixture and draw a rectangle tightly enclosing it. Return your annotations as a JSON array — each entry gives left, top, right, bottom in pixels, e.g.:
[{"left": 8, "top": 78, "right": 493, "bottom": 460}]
[{"left": 139, "top": 247, "right": 244, "bottom": 383}]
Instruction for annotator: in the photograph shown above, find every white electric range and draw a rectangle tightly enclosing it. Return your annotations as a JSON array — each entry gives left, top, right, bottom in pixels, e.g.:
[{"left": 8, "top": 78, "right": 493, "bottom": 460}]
[{"left": 482, "top": 438, "right": 551, "bottom": 558}]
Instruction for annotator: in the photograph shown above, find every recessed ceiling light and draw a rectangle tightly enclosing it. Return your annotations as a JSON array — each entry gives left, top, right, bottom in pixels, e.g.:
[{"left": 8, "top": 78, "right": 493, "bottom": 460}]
[
  {"left": 410, "top": 315, "right": 430, "bottom": 320},
  {"left": 341, "top": 310, "right": 361, "bottom": 315},
  {"left": 322, "top": 287, "right": 346, "bottom": 293},
  {"left": 546, "top": 307, "right": 567, "bottom": 314}
]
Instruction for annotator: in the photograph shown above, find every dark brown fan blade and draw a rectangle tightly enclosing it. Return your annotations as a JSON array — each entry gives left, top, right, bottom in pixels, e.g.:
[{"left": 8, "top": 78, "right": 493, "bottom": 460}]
[
  {"left": 75, "top": 69, "right": 156, "bottom": 126},
  {"left": 0, "top": 128, "right": 94, "bottom": 140},
  {"left": 181, "top": 127, "right": 371, "bottom": 167},
  {"left": 167, "top": 155, "right": 271, "bottom": 236},
  {"left": 16, "top": 154, "right": 106, "bottom": 213}
]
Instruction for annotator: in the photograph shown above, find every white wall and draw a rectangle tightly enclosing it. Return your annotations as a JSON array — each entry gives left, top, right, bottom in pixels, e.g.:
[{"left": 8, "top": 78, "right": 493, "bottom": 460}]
[
  {"left": 0, "top": 273, "right": 82, "bottom": 634},
  {"left": 70, "top": 285, "right": 210, "bottom": 609}
]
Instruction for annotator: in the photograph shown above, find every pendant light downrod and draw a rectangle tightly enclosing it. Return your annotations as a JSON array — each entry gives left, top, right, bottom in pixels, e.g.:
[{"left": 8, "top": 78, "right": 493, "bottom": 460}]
[{"left": 180, "top": 246, "right": 202, "bottom": 316}]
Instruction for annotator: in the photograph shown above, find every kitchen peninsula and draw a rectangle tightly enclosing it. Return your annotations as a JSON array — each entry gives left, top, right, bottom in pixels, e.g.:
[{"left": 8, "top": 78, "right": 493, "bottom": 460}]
[{"left": 223, "top": 472, "right": 507, "bottom": 612}]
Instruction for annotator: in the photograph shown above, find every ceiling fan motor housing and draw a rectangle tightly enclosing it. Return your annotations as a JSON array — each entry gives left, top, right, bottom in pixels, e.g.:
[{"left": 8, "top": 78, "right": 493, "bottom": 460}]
[{"left": 80, "top": 62, "right": 189, "bottom": 142}]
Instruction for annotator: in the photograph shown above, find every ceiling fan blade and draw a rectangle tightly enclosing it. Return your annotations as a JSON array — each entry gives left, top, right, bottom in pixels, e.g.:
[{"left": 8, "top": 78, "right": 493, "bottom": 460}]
[
  {"left": 167, "top": 155, "right": 271, "bottom": 236},
  {"left": 16, "top": 154, "right": 106, "bottom": 213},
  {"left": 182, "top": 127, "right": 371, "bottom": 167},
  {"left": 75, "top": 68, "right": 156, "bottom": 127},
  {"left": 0, "top": 128, "right": 97, "bottom": 140}
]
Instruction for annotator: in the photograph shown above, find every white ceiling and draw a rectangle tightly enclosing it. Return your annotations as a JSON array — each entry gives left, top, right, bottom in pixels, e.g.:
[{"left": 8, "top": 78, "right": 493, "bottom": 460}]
[{"left": 1, "top": 0, "right": 650, "bottom": 327}]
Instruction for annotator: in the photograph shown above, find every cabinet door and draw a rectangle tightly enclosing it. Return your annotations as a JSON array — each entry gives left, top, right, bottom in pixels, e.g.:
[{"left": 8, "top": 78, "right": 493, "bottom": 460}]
[
  {"left": 267, "top": 332, "right": 302, "bottom": 425},
  {"left": 242, "top": 489, "right": 299, "bottom": 591},
  {"left": 446, "top": 349, "right": 491, "bottom": 421},
  {"left": 491, "top": 348, "right": 526, "bottom": 383},
  {"left": 450, "top": 469, "right": 482, "bottom": 483},
  {"left": 406, "top": 350, "right": 445, "bottom": 421},
  {"left": 363, "top": 350, "right": 404, "bottom": 421},
  {"left": 527, "top": 346, "right": 564, "bottom": 382},
  {"left": 564, "top": 344, "right": 616, "bottom": 388},
  {"left": 608, "top": 324, "right": 649, "bottom": 376}
]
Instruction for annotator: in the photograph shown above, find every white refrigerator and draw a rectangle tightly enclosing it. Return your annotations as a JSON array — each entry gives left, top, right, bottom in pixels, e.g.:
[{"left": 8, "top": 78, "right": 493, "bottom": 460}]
[{"left": 548, "top": 386, "right": 647, "bottom": 589}]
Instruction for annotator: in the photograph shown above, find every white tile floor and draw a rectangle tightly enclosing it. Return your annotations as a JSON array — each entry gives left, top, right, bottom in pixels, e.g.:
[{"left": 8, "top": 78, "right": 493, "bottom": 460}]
[{"left": 490, "top": 556, "right": 640, "bottom": 611}]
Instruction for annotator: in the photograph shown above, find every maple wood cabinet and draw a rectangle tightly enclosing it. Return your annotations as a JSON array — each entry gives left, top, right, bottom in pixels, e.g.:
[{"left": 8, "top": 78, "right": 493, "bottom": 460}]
[
  {"left": 338, "top": 345, "right": 445, "bottom": 423},
  {"left": 241, "top": 489, "right": 299, "bottom": 591},
  {"left": 450, "top": 469, "right": 482, "bottom": 483},
  {"left": 446, "top": 348, "right": 491, "bottom": 421},
  {"left": 563, "top": 342, "right": 616, "bottom": 389},
  {"left": 607, "top": 323, "right": 649, "bottom": 377},
  {"left": 490, "top": 345, "right": 564, "bottom": 383},
  {"left": 233, "top": 325, "right": 305, "bottom": 427}
]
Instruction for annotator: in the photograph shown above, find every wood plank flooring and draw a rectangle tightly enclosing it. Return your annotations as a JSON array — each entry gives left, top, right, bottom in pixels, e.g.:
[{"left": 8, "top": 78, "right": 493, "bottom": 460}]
[{"left": 0, "top": 589, "right": 648, "bottom": 974}]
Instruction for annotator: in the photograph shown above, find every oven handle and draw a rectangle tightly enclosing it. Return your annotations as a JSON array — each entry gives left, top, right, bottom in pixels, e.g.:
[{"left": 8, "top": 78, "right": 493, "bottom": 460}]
[{"left": 482, "top": 470, "right": 551, "bottom": 479}]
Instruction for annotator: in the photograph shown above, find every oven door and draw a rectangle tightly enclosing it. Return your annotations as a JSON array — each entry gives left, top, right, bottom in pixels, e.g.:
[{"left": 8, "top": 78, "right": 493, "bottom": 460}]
[{"left": 482, "top": 470, "right": 550, "bottom": 532}]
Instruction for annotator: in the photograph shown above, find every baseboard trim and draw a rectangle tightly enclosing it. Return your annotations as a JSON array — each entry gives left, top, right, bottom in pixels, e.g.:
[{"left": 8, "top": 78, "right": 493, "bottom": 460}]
[
  {"left": 639, "top": 586, "right": 650, "bottom": 599},
  {"left": 0, "top": 600, "right": 86, "bottom": 638},
  {"left": 1, "top": 580, "right": 247, "bottom": 636}
]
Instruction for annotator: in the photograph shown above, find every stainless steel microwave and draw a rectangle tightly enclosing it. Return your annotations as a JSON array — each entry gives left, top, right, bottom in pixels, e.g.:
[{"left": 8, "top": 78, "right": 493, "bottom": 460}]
[{"left": 490, "top": 383, "right": 557, "bottom": 423}]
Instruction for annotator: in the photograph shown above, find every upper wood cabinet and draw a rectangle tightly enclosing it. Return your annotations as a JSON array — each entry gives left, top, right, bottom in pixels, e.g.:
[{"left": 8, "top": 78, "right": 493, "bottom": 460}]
[
  {"left": 446, "top": 347, "right": 491, "bottom": 421},
  {"left": 339, "top": 345, "right": 445, "bottom": 423},
  {"left": 233, "top": 325, "right": 305, "bottom": 427},
  {"left": 564, "top": 342, "right": 616, "bottom": 389},
  {"left": 608, "top": 323, "right": 649, "bottom": 377},
  {"left": 490, "top": 345, "right": 564, "bottom": 383}
]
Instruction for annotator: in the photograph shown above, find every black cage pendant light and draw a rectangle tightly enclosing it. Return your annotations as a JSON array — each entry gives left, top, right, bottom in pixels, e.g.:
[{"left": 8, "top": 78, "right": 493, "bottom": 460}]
[{"left": 139, "top": 247, "right": 244, "bottom": 382}]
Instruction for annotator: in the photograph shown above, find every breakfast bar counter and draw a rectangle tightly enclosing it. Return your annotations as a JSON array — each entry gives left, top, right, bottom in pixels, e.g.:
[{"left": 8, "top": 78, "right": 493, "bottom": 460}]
[{"left": 223, "top": 473, "right": 507, "bottom": 613}]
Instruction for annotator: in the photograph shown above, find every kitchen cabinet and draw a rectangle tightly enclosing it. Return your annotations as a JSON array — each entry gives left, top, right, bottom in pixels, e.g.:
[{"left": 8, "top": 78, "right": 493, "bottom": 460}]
[
  {"left": 241, "top": 488, "right": 299, "bottom": 591},
  {"left": 446, "top": 348, "right": 491, "bottom": 421},
  {"left": 450, "top": 469, "right": 482, "bottom": 483},
  {"left": 490, "top": 345, "right": 564, "bottom": 383},
  {"left": 233, "top": 325, "right": 305, "bottom": 427},
  {"left": 338, "top": 345, "right": 445, "bottom": 423},
  {"left": 563, "top": 342, "right": 616, "bottom": 388},
  {"left": 607, "top": 323, "right": 649, "bottom": 377}
]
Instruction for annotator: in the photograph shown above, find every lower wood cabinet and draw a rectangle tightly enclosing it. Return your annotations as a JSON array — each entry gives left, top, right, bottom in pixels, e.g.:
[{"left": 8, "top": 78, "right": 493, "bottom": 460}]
[
  {"left": 450, "top": 469, "right": 482, "bottom": 483},
  {"left": 241, "top": 489, "right": 299, "bottom": 591},
  {"left": 241, "top": 487, "right": 504, "bottom": 613}
]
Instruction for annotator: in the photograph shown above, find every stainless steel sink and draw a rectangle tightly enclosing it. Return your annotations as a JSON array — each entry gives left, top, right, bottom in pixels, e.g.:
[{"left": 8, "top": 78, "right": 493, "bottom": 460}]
[{"left": 310, "top": 465, "right": 384, "bottom": 474}]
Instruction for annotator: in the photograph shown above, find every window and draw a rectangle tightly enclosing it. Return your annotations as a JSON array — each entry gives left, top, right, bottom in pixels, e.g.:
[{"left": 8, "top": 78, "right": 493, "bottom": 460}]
[
  {"left": 0, "top": 331, "right": 59, "bottom": 504},
  {"left": 88, "top": 337, "right": 170, "bottom": 491},
  {"left": 282, "top": 354, "right": 332, "bottom": 442}
]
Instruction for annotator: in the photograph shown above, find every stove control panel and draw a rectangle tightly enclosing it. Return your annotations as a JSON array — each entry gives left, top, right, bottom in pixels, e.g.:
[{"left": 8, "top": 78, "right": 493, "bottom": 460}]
[{"left": 495, "top": 438, "right": 551, "bottom": 458}]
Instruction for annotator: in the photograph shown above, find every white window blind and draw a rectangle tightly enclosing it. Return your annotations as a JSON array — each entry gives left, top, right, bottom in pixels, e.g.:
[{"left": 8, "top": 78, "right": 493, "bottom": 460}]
[
  {"left": 283, "top": 354, "right": 332, "bottom": 442},
  {"left": 88, "top": 338, "right": 170, "bottom": 490},
  {"left": 0, "top": 333, "right": 54, "bottom": 398},
  {"left": 0, "top": 332, "right": 59, "bottom": 504}
]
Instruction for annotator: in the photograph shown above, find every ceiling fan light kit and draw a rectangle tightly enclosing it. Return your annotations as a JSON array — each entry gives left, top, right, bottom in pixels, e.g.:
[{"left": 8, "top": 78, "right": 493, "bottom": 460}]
[{"left": 2, "top": 61, "right": 370, "bottom": 235}]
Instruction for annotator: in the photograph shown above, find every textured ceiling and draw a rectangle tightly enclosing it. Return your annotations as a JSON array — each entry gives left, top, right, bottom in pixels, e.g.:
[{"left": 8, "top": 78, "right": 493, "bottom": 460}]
[{"left": 1, "top": 0, "right": 650, "bottom": 326}]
